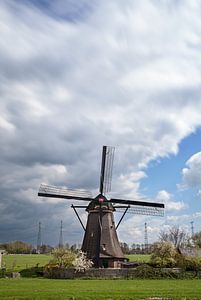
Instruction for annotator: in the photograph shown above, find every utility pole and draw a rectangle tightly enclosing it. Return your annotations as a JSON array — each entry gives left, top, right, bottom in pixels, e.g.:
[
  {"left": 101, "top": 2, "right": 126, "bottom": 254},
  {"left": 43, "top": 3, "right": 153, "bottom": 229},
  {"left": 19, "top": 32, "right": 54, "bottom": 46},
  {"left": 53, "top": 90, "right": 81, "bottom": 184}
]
[
  {"left": 37, "top": 221, "right": 42, "bottom": 253},
  {"left": 59, "top": 220, "right": 63, "bottom": 248},
  {"left": 144, "top": 222, "right": 148, "bottom": 253}
]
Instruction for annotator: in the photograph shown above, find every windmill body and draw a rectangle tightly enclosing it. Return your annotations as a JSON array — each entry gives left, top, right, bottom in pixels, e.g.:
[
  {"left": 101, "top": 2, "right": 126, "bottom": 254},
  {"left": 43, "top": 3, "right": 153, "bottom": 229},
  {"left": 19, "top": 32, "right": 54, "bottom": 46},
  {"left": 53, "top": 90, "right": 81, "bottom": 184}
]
[
  {"left": 82, "top": 195, "right": 124, "bottom": 268},
  {"left": 38, "top": 146, "right": 164, "bottom": 268}
]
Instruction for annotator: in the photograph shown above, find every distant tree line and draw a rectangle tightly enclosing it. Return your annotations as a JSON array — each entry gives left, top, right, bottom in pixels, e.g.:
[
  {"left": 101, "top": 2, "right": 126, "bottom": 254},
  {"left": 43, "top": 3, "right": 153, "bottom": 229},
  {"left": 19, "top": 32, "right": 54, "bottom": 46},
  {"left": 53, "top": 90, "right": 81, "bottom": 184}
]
[
  {"left": 0, "top": 241, "right": 81, "bottom": 254},
  {"left": 0, "top": 241, "right": 33, "bottom": 254}
]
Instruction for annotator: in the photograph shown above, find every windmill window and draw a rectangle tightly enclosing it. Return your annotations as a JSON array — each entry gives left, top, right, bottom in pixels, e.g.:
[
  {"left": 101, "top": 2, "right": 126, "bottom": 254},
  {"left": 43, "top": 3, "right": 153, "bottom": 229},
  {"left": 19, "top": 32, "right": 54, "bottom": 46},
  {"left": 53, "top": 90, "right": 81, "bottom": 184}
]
[
  {"left": 91, "top": 232, "right": 94, "bottom": 237},
  {"left": 102, "top": 244, "right": 106, "bottom": 251}
]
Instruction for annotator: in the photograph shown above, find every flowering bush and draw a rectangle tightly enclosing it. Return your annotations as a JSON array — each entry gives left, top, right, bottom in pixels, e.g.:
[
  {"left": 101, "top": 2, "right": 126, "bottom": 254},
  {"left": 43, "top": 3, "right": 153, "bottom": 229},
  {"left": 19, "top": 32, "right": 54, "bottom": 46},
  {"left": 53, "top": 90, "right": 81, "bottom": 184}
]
[
  {"left": 46, "top": 248, "right": 93, "bottom": 273},
  {"left": 72, "top": 250, "right": 93, "bottom": 272}
]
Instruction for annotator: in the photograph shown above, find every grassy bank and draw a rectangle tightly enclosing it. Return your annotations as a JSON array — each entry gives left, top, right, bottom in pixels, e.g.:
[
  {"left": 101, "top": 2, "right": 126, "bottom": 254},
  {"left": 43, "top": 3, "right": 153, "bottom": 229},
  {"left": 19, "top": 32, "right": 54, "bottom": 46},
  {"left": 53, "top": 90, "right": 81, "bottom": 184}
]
[{"left": 0, "top": 278, "right": 201, "bottom": 299}]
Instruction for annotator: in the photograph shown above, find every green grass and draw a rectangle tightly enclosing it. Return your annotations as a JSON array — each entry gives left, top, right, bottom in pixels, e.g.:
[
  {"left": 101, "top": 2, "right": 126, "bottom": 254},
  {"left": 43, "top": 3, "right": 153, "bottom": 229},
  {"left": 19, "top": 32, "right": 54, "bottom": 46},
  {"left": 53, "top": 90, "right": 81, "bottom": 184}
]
[
  {"left": 2, "top": 254, "right": 51, "bottom": 272},
  {"left": 126, "top": 254, "right": 151, "bottom": 263},
  {"left": 0, "top": 278, "right": 201, "bottom": 299}
]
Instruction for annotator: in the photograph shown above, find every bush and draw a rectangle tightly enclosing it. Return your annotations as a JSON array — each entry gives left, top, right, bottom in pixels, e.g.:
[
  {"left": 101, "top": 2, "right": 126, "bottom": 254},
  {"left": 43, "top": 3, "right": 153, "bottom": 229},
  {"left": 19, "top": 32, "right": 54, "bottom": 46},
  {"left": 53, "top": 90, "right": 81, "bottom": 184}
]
[
  {"left": 150, "top": 241, "right": 177, "bottom": 267},
  {"left": 20, "top": 266, "right": 43, "bottom": 277},
  {"left": 45, "top": 249, "right": 93, "bottom": 275},
  {"left": 50, "top": 248, "right": 76, "bottom": 268},
  {"left": 182, "top": 256, "right": 201, "bottom": 272}
]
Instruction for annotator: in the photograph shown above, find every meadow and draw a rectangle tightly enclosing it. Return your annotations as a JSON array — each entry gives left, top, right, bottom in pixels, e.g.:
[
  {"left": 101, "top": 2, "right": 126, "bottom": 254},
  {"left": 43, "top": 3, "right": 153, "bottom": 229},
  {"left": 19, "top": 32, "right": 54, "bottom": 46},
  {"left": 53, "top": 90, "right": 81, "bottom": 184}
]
[
  {"left": 2, "top": 254, "right": 51, "bottom": 272},
  {"left": 0, "top": 278, "right": 201, "bottom": 299},
  {"left": 125, "top": 254, "right": 151, "bottom": 263}
]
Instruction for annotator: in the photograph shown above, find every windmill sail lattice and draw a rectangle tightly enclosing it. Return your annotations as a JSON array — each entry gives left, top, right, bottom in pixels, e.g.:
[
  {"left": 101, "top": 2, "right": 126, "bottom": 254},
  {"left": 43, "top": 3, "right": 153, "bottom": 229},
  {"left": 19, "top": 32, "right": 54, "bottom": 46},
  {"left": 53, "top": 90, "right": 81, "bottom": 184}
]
[{"left": 38, "top": 146, "right": 164, "bottom": 268}]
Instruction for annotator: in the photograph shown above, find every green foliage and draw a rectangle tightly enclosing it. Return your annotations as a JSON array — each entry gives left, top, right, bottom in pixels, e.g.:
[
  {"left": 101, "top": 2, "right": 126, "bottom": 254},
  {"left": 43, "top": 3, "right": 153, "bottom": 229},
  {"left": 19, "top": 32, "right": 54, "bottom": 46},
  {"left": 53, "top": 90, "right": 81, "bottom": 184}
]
[
  {"left": 182, "top": 256, "right": 201, "bottom": 272},
  {"left": 150, "top": 241, "right": 177, "bottom": 267},
  {"left": 50, "top": 248, "right": 76, "bottom": 268},
  {"left": 134, "top": 264, "right": 181, "bottom": 279},
  {"left": 20, "top": 266, "right": 44, "bottom": 278}
]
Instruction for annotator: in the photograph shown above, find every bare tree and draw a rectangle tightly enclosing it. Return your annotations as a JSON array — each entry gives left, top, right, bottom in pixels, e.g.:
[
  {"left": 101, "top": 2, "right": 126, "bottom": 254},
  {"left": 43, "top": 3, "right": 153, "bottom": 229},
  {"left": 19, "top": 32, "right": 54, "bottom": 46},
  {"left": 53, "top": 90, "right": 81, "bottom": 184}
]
[{"left": 159, "top": 226, "right": 189, "bottom": 249}]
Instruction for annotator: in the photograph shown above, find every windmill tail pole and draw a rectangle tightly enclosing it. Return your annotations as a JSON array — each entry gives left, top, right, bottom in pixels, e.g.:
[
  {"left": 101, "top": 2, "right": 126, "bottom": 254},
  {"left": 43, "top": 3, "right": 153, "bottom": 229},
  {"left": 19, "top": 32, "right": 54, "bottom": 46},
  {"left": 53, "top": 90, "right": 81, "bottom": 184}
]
[{"left": 100, "top": 146, "right": 107, "bottom": 194}]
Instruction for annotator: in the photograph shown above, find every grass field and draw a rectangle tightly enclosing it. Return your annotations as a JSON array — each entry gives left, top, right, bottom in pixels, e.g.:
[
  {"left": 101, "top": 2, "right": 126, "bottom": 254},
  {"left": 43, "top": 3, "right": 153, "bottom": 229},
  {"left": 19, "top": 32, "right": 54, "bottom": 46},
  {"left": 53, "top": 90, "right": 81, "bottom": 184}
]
[
  {"left": 0, "top": 278, "right": 201, "bottom": 299},
  {"left": 3, "top": 254, "right": 51, "bottom": 272},
  {"left": 126, "top": 254, "right": 151, "bottom": 263}
]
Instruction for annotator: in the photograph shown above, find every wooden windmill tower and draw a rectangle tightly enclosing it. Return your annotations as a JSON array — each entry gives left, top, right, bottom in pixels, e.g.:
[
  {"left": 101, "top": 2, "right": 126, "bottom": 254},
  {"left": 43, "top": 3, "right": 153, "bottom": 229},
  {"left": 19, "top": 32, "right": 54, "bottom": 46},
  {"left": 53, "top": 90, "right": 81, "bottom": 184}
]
[{"left": 38, "top": 146, "right": 164, "bottom": 268}]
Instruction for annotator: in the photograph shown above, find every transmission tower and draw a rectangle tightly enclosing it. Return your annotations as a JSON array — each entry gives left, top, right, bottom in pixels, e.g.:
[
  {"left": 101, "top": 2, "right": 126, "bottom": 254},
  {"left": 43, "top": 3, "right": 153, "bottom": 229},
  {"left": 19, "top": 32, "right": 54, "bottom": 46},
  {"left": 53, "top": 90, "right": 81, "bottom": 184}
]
[
  {"left": 190, "top": 221, "right": 194, "bottom": 237},
  {"left": 144, "top": 222, "right": 148, "bottom": 252},
  {"left": 59, "top": 220, "right": 63, "bottom": 248},
  {"left": 37, "top": 222, "right": 42, "bottom": 252}
]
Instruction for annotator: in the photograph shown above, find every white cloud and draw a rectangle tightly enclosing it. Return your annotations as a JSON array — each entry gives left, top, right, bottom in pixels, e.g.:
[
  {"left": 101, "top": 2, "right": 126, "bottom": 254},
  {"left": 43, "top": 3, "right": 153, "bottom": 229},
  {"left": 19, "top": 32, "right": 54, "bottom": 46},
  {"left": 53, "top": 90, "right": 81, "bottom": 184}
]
[
  {"left": 1, "top": 0, "right": 201, "bottom": 244},
  {"left": 156, "top": 190, "right": 186, "bottom": 211},
  {"left": 181, "top": 152, "right": 201, "bottom": 190}
]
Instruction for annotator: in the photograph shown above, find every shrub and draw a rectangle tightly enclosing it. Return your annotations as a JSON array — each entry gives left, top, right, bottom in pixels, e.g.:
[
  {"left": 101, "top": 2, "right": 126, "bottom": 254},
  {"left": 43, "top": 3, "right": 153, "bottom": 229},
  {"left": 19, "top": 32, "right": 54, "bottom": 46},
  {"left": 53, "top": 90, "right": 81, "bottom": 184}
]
[
  {"left": 50, "top": 248, "right": 76, "bottom": 268},
  {"left": 150, "top": 241, "right": 177, "bottom": 267},
  {"left": 183, "top": 256, "right": 201, "bottom": 272},
  {"left": 45, "top": 249, "right": 93, "bottom": 275}
]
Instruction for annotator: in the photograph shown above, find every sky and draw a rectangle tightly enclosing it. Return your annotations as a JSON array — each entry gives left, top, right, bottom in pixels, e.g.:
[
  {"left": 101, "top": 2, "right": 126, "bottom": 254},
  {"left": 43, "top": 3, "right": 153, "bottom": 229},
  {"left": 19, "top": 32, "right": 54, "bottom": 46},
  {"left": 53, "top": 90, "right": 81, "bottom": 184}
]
[{"left": 0, "top": 0, "right": 201, "bottom": 247}]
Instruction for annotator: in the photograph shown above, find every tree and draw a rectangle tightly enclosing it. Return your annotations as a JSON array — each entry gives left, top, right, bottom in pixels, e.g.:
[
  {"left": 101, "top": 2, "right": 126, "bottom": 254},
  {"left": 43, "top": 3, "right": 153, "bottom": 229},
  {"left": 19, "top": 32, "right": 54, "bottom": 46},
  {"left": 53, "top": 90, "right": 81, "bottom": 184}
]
[
  {"left": 120, "top": 242, "right": 130, "bottom": 254},
  {"left": 150, "top": 241, "right": 178, "bottom": 267},
  {"left": 0, "top": 241, "right": 32, "bottom": 254},
  {"left": 159, "top": 226, "right": 188, "bottom": 249},
  {"left": 192, "top": 231, "right": 201, "bottom": 248}
]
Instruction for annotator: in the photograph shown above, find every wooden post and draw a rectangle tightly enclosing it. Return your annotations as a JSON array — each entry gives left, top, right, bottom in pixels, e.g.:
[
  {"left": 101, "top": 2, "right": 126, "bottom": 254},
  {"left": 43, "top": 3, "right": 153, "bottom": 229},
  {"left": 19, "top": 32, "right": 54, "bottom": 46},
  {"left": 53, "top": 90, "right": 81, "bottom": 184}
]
[{"left": 0, "top": 251, "right": 2, "bottom": 269}]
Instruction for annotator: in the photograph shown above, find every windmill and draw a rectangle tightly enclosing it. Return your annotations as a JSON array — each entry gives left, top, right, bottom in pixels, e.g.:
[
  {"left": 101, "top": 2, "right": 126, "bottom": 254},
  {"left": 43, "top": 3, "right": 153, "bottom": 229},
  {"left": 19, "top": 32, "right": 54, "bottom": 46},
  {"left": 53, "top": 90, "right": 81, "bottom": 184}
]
[{"left": 38, "top": 146, "right": 164, "bottom": 268}]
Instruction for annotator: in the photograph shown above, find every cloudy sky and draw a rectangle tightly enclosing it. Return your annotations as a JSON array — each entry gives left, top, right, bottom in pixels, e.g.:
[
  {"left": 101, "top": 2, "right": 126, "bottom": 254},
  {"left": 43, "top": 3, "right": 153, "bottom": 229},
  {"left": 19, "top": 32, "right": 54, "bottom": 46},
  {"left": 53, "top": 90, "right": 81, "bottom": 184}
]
[{"left": 1, "top": 0, "right": 201, "bottom": 247}]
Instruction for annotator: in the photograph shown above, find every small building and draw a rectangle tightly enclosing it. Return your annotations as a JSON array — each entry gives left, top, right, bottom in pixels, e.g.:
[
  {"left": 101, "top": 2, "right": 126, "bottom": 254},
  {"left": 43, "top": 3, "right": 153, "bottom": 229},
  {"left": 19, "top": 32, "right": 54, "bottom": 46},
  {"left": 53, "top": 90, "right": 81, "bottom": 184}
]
[{"left": 180, "top": 247, "right": 201, "bottom": 257}]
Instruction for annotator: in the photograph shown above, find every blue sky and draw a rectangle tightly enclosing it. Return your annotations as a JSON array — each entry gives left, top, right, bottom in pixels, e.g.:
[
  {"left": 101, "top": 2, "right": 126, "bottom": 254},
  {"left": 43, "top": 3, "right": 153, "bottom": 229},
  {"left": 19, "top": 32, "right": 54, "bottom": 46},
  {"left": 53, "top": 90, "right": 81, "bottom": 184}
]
[
  {"left": 141, "top": 128, "right": 201, "bottom": 198},
  {"left": 140, "top": 128, "right": 201, "bottom": 231},
  {"left": 0, "top": 0, "right": 201, "bottom": 246}
]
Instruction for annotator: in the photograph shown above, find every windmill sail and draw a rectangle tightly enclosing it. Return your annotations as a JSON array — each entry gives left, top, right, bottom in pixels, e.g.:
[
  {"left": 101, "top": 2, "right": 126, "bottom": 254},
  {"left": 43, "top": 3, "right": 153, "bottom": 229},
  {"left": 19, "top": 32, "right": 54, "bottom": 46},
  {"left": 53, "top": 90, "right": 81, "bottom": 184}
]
[
  {"left": 111, "top": 198, "right": 164, "bottom": 216},
  {"left": 114, "top": 206, "right": 164, "bottom": 216},
  {"left": 38, "top": 184, "right": 93, "bottom": 201},
  {"left": 99, "top": 146, "right": 115, "bottom": 194}
]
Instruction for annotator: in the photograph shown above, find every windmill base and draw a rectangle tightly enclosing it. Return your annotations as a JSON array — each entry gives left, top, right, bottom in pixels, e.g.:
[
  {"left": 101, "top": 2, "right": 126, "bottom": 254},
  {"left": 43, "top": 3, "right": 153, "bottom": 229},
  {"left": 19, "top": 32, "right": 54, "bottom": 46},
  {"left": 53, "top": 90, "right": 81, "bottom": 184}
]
[
  {"left": 44, "top": 266, "right": 182, "bottom": 279},
  {"left": 96, "top": 257, "right": 126, "bottom": 268}
]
